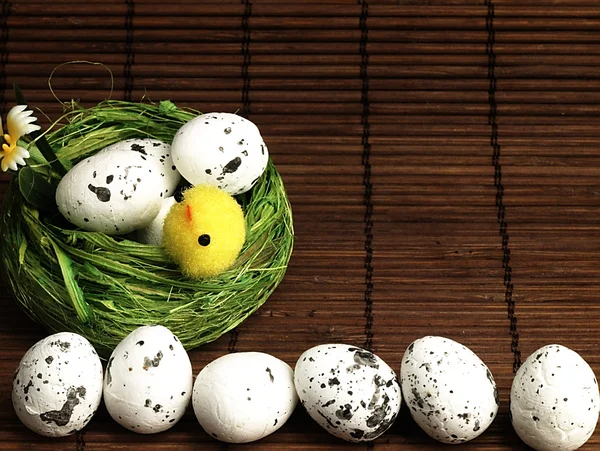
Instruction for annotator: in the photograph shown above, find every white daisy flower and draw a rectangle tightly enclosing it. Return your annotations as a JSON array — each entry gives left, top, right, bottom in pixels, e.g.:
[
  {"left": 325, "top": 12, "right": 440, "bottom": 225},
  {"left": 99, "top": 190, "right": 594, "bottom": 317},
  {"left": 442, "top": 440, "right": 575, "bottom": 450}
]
[{"left": 0, "top": 105, "right": 41, "bottom": 172}]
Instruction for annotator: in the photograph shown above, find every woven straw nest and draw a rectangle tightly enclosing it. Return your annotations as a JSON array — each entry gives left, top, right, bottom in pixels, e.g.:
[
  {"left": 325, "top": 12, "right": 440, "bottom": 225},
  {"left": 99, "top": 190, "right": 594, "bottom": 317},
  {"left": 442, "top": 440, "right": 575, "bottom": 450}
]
[{"left": 0, "top": 100, "right": 293, "bottom": 358}]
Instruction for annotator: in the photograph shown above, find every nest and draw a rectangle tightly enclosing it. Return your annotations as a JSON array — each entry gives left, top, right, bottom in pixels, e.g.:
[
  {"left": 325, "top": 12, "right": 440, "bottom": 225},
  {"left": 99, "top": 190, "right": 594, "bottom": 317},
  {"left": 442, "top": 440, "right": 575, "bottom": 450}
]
[{"left": 0, "top": 100, "right": 293, "bottom": 358}]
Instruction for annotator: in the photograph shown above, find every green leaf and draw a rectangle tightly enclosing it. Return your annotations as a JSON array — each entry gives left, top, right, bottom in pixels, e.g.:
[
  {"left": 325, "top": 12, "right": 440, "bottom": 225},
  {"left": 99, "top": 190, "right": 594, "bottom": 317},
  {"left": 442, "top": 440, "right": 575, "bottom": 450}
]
[
  {"left": 48, "top": 239, "right": 94, "bottom": 325},
  {"left": 14, "top": 83, "right": 68, "bottom": 176},
  {"left": 158, "top": 100, "right": 177, "bottom": 114},
  {"left": 18, "top": 166, "right": 58, "bottom": 213}
]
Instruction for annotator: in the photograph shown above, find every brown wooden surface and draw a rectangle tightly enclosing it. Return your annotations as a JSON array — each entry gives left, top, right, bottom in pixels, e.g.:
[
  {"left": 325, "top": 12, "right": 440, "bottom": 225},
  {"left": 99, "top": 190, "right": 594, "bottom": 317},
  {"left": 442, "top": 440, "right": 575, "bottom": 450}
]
[{"left": 1, "top": 0, "right": 599, "bottom": 449}]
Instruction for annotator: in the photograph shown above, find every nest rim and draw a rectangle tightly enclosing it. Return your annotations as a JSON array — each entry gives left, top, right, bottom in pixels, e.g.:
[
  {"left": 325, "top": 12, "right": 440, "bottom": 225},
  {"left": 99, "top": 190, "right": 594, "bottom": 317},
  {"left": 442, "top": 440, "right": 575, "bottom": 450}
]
[{"left": 0, "top": 100, "right": 294, "bottom": 358}]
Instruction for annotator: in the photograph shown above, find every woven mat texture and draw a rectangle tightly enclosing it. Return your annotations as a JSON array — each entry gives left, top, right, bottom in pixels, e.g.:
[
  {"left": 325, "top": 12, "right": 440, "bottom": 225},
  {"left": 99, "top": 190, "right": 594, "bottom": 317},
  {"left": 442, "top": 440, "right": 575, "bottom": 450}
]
[{"left": 1, "top": 0, "right": 599, "bottom": 449}]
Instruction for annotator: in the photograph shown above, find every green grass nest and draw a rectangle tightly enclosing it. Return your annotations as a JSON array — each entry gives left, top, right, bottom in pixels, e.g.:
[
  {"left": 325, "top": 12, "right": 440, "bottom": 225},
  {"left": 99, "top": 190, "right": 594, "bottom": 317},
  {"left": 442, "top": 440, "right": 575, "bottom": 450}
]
[{"left": 0, "top": 100, "right": 294, "bottom": 357}]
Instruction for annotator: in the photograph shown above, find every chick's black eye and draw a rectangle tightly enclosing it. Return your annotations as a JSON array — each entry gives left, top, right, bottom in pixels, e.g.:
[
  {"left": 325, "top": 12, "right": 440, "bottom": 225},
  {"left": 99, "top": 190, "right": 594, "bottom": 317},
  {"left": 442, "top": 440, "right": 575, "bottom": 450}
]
[{"left": 198, "top": 234, "right": 211, "bottom": 246}]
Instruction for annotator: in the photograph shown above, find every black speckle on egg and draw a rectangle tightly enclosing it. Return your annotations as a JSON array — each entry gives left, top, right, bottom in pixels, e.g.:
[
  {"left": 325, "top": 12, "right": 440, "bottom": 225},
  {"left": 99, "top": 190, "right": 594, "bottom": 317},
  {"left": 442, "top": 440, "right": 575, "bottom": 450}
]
[
  {"left": 131, "top": 143, "right": 147, "bottom": 155},
  {"left": 106, "top": 175, "right": 114, "bottom": 184},
  {"left": 136, "top": 341, "right": 145, "bottom": 346},
  {"left": 143, "top": 351, "right": 163, "bottom": 370},
  {"left": 266, "top": 367, "right": 275, "bottom": 382},
  {"left": 350, "top": 349, "right": 379, "bottom": 369},
  {"left": 106, "top": 357, "right": 114, "bottom": 385},
  {"left": 39, "top": 386, "right": 86, "bottom": 427},
  {"left": 350, "top": 429, "right": 365, "bottom": 439},
  {"left": 223, "top": 157, "right": 242, "bottom": 174},
  {"left": 224, "top": 127, "right": 231, "bottom": 134},
  {"left": 88, "top": 184, "right": 111, "bottom": 202},
  {"left": 23, "top": 380, "right": 33, "bottom": 394},
  {"left": 322, "top": 399, "right": 336, "bottom": 408},
  {"left": 328, "top": 377, "right": 340, "bottom": 387},
  {"left": 316, "top": 410, "right": 339, "bottom": 429},
  {"left": 335, "top": 404, "right": 354, "bottom": 421}
]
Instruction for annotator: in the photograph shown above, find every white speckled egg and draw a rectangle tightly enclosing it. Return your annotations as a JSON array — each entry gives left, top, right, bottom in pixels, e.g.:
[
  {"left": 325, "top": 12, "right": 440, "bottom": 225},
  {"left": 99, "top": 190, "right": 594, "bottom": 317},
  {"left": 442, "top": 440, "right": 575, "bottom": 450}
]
[
  {"left": 103, "top": 325, "right": 192, "bottom": 434},
  {"left": 192, "top": 352, "right": 297, "bottom": 443},
  {"left": 12, "top": 332, "right": 103, "bottom": 437},
  {"left": 510, "top": 344, "right": 599, "bottom": 451},
  {"left": 294, "top": 344, "right": 401, "bottom": 442},
  {"left": 56, "top": 138, "right": 180, "bottom": 235},
  {"left": 136, "top": 196, "right": 177, "bottom": 245},
  {"left": 171, "top": 113, "right": 269, "bottom": 195},
  {"left": 400, "top": 336, "right": 498, "bottom": 444}
]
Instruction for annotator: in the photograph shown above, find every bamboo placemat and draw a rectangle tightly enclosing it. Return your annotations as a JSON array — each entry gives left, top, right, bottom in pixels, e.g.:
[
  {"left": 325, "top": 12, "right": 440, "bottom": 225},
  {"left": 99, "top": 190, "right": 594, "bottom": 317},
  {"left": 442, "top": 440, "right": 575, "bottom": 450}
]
[{"left": 1, "top": 0, "right": 599, "bottom": 449}]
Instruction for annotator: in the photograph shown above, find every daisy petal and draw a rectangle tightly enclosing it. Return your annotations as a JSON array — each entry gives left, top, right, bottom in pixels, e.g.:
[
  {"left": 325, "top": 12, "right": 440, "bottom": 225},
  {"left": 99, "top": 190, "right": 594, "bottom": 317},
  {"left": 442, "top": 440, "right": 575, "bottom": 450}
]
[
  {"left": 1, "top": 157, "right": 15, "bottom": 172},
  {"left": 16, "top": 146, "right": 30, "bottom": 160},
  {"left": 7, "top": 105, "right": 41, "bottom": 138},
  {"left": 0, "top": 144, "right": 30, "bottom": 172}
]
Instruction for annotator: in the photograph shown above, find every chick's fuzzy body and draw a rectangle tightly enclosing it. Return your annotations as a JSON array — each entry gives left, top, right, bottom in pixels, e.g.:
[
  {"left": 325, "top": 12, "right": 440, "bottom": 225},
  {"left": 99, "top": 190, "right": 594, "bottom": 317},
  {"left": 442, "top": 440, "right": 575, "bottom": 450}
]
[{"left": 162, "top": 185, "right": 246, "bottom": 278}]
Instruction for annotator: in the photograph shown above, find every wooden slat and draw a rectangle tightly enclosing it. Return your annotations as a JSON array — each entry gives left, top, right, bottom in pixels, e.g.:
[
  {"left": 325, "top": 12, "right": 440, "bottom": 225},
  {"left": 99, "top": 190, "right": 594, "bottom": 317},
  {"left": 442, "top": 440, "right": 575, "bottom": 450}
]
[{"left": 2, "top": 0, "right": 600, "bottom": 450}]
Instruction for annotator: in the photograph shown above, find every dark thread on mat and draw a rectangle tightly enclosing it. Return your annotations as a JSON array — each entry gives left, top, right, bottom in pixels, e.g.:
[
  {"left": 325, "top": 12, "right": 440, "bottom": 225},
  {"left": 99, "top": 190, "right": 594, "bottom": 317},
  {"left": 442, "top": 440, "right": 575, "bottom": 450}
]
[
  {"left": 485, "top": 0, "right": 521, "bottom": 373},
  {"left": 76, "top": 429, "right": 86, "bottom": 451},
  {"left": 226, "top": 0, "right": 249, "bottom": 360},
  {"left": 228, "top": 328, "right": 239, "bottom": 353},
  {"left": 0, "top": 1, "right": 10, "bottom": 117},
  {"left": 222, "top": 327, "right": 240, "bottom": 451},
  {"left": 359, "top": 0, "right": 374, "bottom": 353},
  {"left": 241, "top": 0, "right": 252, "bottom": 117},
  {"left": 124, "top": 0, "right": 135, "bottom": 101}
]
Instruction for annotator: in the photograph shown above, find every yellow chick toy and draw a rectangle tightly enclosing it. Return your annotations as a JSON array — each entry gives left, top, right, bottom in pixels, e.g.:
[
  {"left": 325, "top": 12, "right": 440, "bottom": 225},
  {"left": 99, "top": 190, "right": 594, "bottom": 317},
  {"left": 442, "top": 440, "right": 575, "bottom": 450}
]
[{"left": 162, "top": 184, "right": 246, "bottom": 278}]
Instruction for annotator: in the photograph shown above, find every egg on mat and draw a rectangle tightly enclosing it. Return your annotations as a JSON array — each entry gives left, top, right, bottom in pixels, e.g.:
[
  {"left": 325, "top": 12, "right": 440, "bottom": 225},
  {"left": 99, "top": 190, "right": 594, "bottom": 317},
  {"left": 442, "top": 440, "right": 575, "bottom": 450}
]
[
  {"left": 192, "top": 352, "right": 298, "bottom": 443},
  {"left": 56, "top": 138, "right": 180, "bottom": 235},
  {"left": 400, "top": 336, "right": 498, "bottom": 444},
  {"left": 136, "top": 196, "right": 177, "bottom": 245},
  {"left": 294, "top": 344, "right": 402, "bottom": 442},
  {"left": 170, "top": 112, "right": 269, "bottom": 195},
  {"left": 510, "top": 344, "right": 599, "bottom": 451},
  {"left": 12, "top": 332, "right": 103, "bottom": 437},
  {"left": 103, "top": 325, "right": 193, "bottom": 434},
  {"left": 162, "top": 184, "right": 246, "bottom": 278}
]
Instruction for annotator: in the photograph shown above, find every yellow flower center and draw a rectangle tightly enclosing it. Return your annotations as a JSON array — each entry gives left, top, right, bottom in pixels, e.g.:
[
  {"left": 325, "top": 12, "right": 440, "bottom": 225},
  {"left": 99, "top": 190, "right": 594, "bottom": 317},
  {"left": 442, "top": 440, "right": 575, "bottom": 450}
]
[{"left": 2, "top": 133, "right": 14, "bottom": 153}]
